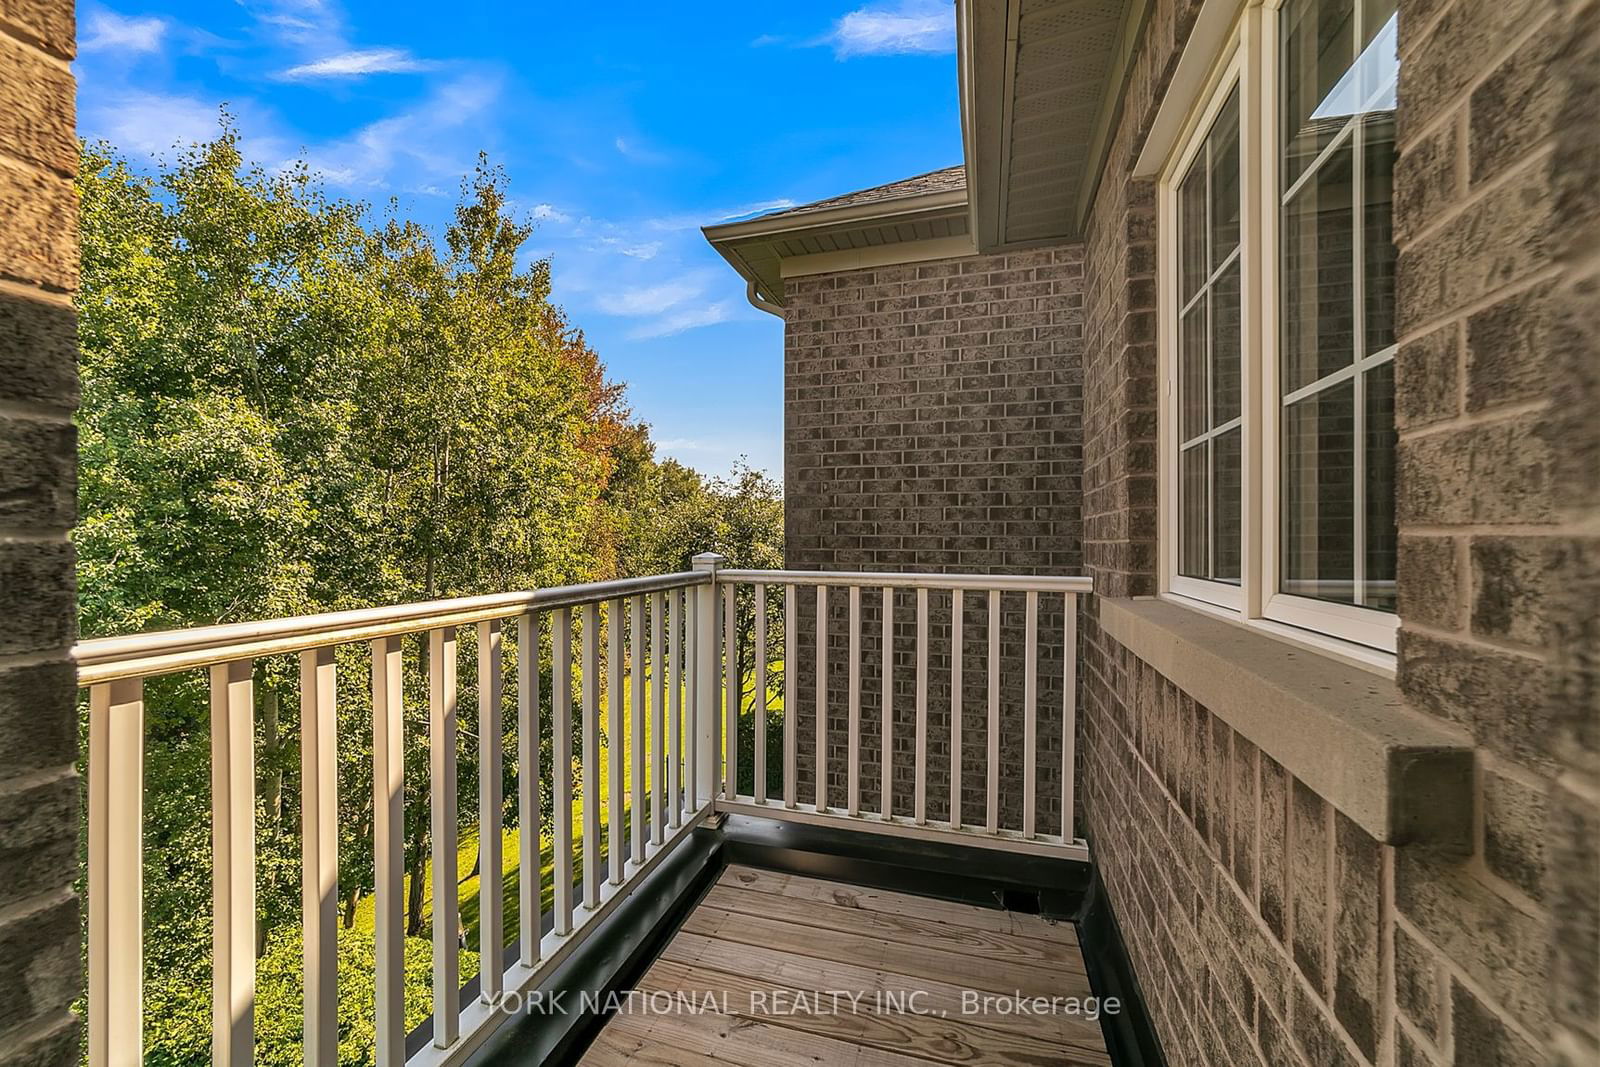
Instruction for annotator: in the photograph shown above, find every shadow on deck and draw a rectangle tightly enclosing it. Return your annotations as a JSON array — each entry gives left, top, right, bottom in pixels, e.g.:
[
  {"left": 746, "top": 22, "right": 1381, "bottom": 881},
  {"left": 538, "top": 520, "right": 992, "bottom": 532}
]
[{"left": 467, "top": 816, "right": 1164, "bottom": 1066}]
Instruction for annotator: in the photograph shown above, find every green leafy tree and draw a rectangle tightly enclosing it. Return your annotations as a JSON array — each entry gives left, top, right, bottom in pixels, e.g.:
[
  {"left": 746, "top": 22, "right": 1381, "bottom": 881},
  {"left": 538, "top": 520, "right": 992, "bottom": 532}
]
[{"left": 76, "top": 123, "right": 782, "bottom": 1065}]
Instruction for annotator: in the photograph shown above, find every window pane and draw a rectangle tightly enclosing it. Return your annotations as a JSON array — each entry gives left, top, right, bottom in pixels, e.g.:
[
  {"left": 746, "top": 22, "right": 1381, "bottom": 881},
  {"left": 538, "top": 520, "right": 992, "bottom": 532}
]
[
  {"left": 1282, "top": 0, "right": 1355, "bottom": 185},
  {"left": 1364, "top": 360, "right": 1396, "bottom": 612},
  {"left": 1363, "top": 112, "right": 1398, "bottom": 355},
  {"left": 1282, "top": 381, "right": 1356, "bottom": 603},
  {"left": 1180, "top": 166, "right": 1207, "bottom": 303},
  {"left": 1356, "top": 6, "right": 1399, "bottom": 113},
  {"left": 1212, "top": 260, "right": 1242, "bottom": 426},
  {"left": 1282, "top": 137, "right": 1354, "bottom": 393},
  {"left": 1180, "top": 302, "right": 1207, "bottom": 440},
  {"left": 1210, "top": 87, "right": 1242, "bottom": 267},
  {"left": 1180, "top": 444, "right": 1209, "bottom": 579},
  {"left": 1213, "top": 427, "right": 1242, "bottom": 584}
]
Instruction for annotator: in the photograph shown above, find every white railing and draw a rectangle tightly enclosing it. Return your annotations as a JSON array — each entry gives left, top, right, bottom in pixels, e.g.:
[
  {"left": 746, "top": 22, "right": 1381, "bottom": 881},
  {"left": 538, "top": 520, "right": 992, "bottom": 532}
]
[
  {"left": 77, "top": 558, "right": 1090, "bottom": 1066},
  {"left": 708, "top": 566, "right": 1091, "bottom": 858}
]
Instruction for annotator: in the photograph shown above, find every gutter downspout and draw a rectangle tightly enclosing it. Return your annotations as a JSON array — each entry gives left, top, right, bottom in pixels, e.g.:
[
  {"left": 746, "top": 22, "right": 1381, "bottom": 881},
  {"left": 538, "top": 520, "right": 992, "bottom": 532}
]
[{"left": 746, "top": 279, "right": 784, "bottom": 318}]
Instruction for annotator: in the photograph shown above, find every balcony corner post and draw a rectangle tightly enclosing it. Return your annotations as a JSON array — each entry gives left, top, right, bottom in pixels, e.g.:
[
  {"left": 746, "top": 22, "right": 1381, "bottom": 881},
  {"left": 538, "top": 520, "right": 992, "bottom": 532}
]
[{"left": 690, "top": 553, "right": 726, "bottom": 811}]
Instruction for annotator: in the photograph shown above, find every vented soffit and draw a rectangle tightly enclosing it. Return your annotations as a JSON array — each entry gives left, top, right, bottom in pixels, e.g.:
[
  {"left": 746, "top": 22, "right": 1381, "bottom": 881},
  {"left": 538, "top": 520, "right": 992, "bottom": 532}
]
[{"left": 959, "top": 0, "right": 1149, "bottom": 252}]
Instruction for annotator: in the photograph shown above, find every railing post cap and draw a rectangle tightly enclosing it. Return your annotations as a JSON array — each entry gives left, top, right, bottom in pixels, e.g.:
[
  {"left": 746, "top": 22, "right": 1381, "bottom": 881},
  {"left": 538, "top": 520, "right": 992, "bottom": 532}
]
[{"left": 690, "top": 552, "right": 727, "bottom": 573}]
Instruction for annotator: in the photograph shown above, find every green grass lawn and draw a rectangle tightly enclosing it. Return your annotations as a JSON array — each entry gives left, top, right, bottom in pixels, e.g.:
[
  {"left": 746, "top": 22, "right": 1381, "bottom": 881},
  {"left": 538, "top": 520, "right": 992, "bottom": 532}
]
[{"left": 350, "top": 659, "right": 783, "bottom": 980}]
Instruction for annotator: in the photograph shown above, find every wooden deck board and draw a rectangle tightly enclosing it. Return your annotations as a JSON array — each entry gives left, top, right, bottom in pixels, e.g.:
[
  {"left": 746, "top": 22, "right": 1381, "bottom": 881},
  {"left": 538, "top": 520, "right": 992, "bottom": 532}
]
[
  {"left": 659, "top": 929, "right": 1111, "bottom": 1053},
  {"left": 583, "top": 866, "right": 1115, "bottom": 1066},
  {"left": 700, "top": 881, "right": 1086, "bottom": 969},
  {"left": 718, "top": 866, "right": 1082, "bottom": 947}
]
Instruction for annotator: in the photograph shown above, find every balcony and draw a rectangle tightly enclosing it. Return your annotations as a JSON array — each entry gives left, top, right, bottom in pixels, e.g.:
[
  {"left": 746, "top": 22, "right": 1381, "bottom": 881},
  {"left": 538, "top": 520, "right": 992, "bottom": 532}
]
[{"left": 77, "top": 557, "right": 1152, "bottom": 1066}]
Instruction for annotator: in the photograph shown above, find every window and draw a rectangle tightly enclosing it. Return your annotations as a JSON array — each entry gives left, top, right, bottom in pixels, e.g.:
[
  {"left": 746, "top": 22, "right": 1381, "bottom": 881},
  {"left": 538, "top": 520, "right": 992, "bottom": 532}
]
[
  {"left": 1158, "top": 0, "right": 1400, "bottom": 653},
  {"left": 1177, "top": 85, "right": 1242, "bottom": 593}
]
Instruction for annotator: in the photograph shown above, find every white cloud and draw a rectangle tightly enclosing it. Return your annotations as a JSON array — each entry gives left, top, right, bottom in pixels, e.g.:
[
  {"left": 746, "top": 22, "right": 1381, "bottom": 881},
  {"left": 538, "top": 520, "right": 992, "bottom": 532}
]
[
  {"left": 83, "top": 89, "right": 223, "bottom": 156},
  {"left": 294, "top": 73, "right": 502, "bottom": 189},
  {"left": 655, "top": 437, "right": 713, "bottom": 451},
  {"left": 531, "top": 203, "right": 571, "bottom": 224},
  {"left": 590, "top": 236, "right": 661, "bottom": 260},
  {"left": 627, "top": 301, "right": 735, "bottom": 340},
  {"left": 280, "top": 47, "right": 436, "bottom": 79},
  {"left": 598, "top": 280, "right": 702, "bottom": 317},
  {"left": 81, "top": 10, "right": 167, "bottom": 54},
  {"left": 830, "top": 0, "right": 954, "bottom": 58},
  {"left": 614, "top": 136, "right": 671, "bottom": 165}
]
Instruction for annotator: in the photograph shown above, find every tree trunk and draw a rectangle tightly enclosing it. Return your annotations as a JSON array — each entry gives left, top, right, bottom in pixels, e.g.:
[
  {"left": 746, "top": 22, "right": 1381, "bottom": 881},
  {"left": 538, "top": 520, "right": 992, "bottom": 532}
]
[
  {"left": 405, "top": 818, "right": 428, "bottom": 937},
  {"left": 342, "top": 886, "right": 362, "bottom": 930},
  {"left": 262, "top": 689, "right": 283, "bottom": 833}
]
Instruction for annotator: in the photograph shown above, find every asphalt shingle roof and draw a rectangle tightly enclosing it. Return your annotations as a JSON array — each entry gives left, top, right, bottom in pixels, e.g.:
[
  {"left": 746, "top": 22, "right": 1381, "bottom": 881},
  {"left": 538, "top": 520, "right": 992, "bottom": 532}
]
[{"left": 746, "top": 165, "right": 966, "bottom": 223}]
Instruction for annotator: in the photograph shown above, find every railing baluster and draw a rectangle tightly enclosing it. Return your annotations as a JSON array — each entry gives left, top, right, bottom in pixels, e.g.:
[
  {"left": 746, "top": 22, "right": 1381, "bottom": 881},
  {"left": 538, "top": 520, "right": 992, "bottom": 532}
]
[
  {"left": 723, "top": 583, "right": 737, "bottom": 801},
  {"left": 754, "top": 584, "right": 768, "bottom": 805},
  {"left": 880, "top": 586, "right": 892, "bottom": 818},
  {"left": 1063, "top": 593, "right": 1078, "bottom": 841},
  {"left": 951, "top": 591, "right": 964, "bottom": 831},
  {"left": 651, "top": 590, "right": 666, "bottom": 843},
  {"left": 582, "top": 602, "right": 602, "bottom": 908},
  {"left": 692, "top": 564, "right": 719, "bottom": 808},
  {"left": 552, "top": 610, "right": 574, "bottom": 936},
  {"left": 986, "top": 590, "right": 1000, "bottom": 835},
  {"left": 784, "top": 584, "right": 797, "bottom": 809},
  {"left": 632, "top": 595, "right": 647, "bottom": 865},
  {"left": 89, "top": 678, "right": 143, "bottom": 1067},
  {"left": 211, "top": 659, "right": 255, "bottom": 1066},
  {"left": 847, "top": 585, "right": 861, "bottom": 816},
  {"left": 302, "top": 645, "right": 340, "bottom": 1059},
  {"left": 915, "top": 588, "right": 929, "bottom": 826},
  {"left": 371, "top": 639, "right": 405, "bottom": 1066},
  {"left": 687, "top": 588, "right": 699, "bottom": 808},
  {"left": 517, "top": 614, "right": 541, "bottom": 967},
  {"left": 668, "top": 591, "right": 682, "bottom": 826},
  {"left": 426, "top": 631, "right": 458, "bottom": 1047},
  {"left": 1023, "top": 591, "right": 1039, "bottom": 839},
  {"left": 607, "top": 599, "right": 625, "bottom": 887},
  {"left": 815, "top": 584, "right": 828, "bottom": 811},
  {"left": 477, "top": 619, "right": 504, "bottom": 999}
]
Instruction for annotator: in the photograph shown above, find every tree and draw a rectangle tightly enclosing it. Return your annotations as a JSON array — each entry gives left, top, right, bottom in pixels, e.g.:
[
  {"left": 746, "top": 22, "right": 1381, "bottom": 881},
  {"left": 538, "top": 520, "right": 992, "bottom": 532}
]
[{"left": 76, "top": 123, "right": 784, "bottom": 1064}]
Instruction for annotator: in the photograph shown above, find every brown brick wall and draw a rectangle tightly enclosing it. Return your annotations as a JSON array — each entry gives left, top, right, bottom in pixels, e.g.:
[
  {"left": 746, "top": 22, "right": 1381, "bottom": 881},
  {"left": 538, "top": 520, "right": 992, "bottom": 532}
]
[
  {"left": 1070, "top": 0, "right": 1597, "bottom": 1063},
  {"left": 782, "top": 249, "right": 1086, "bottom": 830},
  {"left": 0, "top": 1, "right": 81, "bottom": 1064}
]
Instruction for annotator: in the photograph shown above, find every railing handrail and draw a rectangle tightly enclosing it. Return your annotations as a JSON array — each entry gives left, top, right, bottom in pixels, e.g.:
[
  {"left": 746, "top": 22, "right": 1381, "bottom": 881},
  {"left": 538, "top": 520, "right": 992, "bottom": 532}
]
[
  {"left": 75, "top": 571, "right": 710, "bottom": 685},
  {"left": 715, "top": 569, "right": 1094, "bottom": 593}
]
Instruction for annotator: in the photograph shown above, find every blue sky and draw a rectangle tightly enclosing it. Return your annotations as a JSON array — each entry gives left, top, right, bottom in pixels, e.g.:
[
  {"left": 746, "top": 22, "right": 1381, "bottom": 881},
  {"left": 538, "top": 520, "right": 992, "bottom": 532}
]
[{"left": 74, "top": 0, "right": 964, "bottom": 478}]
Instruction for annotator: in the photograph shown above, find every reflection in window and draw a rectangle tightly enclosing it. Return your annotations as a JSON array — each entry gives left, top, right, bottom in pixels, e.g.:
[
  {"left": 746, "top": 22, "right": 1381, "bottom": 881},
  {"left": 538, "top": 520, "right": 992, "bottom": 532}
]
[
  {"left": 1176, "top": 85, "right": 1242, "bottom": 586},
  {"left": 1279, "top": 0, "right": 1398, "bottom": 611}
]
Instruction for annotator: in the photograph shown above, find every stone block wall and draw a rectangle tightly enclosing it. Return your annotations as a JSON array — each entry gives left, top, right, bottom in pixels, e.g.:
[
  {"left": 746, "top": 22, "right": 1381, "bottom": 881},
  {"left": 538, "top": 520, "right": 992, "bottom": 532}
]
[
  {"left": 1066, "top": 0, "right": 1599, "bottom": 1062},
  {"left": 1392, "top": 0, "right": 1600, "bottom": 1061},
  {"left": 0, "top": 1, "right": 81, "bottom": 1065},
  {"left": 781, "top": 249, "right": 1086, "bottom": 830}
]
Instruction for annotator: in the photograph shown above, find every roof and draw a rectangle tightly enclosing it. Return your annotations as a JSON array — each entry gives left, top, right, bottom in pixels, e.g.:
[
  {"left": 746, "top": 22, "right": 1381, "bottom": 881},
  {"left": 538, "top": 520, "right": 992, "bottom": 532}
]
[
  {"left": 704, "top": 0, "right": 1152, "bottom": 308},
  {"left": 702, "top": 165, "right": 973, "bottom": 310},
  {"left": 745, "top": 166, "right": 967, "bottom": 226}
]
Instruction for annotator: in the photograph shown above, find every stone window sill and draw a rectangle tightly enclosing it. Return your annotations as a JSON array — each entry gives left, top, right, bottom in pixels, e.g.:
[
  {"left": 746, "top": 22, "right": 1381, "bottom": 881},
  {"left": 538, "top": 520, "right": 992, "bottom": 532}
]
[{"left": 1099, "top": 597, "right": 1474, "bottom": 848}]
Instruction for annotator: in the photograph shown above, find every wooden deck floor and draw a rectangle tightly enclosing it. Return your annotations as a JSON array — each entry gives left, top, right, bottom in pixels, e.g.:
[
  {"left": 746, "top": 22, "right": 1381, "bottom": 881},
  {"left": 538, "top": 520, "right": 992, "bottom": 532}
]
[{"left": 581, "top": 865, "right": 1114, "bottom": 1066}]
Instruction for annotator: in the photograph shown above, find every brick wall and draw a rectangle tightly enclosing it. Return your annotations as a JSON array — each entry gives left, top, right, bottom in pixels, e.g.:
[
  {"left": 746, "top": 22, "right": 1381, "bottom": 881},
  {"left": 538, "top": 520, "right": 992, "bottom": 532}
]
[
  {"left": 782, "top": 249, "right": 1086, "bottom": 830},
  {"left": 0, "top": 2, "right": 81, "bottom": 1064},
  {"left": 1546, "top": 6, "right": 1600, "bottom": 1064},
  {"left": 1064, "top": 0, "right": 1599, "bottom": 1061},
  {"left": 1393, "top": 0, "right": 1600, "bottom": 1060}
]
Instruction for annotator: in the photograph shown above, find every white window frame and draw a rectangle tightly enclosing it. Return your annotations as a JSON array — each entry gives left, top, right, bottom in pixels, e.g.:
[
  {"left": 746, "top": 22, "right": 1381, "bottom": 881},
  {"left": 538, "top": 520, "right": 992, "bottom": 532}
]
[{"left": 1155, "top": 0, "right": 1401, "bottom": 658}]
